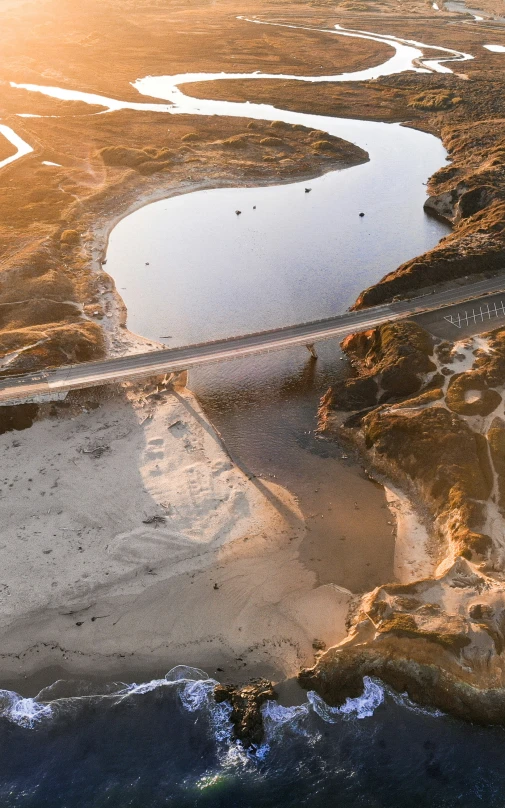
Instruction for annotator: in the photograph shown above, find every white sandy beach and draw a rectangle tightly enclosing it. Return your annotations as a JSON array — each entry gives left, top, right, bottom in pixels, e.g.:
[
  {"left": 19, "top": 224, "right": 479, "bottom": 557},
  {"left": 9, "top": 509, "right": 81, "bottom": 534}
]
[{"left": 0, "top": 380, "right": 351, "bottom": 687}]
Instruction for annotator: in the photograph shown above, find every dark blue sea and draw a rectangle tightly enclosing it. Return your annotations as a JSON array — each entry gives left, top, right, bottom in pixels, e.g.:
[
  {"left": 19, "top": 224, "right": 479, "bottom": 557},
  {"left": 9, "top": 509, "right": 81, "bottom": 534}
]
[{"left": 0, "top": 666, "right": 504, "bottom": 807}]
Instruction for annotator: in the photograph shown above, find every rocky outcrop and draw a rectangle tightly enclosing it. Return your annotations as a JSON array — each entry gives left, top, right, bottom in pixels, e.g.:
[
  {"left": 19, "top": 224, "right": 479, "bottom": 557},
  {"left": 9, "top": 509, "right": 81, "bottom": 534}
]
[
  {"left": 423, "top": 187, "right": 462, "bottom": 223},
  {"left": 424, "top": 183, "right": 499, "bottom": 226},
  {"left": 214, "top": 679, "right": 277, "bottom": 748},
  {"left": 300, "top": 645, "right": 505, "bottom": 725},
  {"left": 299, "top": 555, "right": 505, "bottom": 724},
  {"left": 310, "top": 321, "right": 505, "bottom": 721}
]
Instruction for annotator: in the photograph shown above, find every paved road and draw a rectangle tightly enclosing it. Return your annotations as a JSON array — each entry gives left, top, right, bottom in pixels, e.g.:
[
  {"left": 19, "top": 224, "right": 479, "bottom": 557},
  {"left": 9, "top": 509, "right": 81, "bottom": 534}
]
[
  {"left": 415, "top": 291, "right": 505, "bottom": 340},
  {"left": 1, "top": 274, "right": 504, "bottom": 405}
]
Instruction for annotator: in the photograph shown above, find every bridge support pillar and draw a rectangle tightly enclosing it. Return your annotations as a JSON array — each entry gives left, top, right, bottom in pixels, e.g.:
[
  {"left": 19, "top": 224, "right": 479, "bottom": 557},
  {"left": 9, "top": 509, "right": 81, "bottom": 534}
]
[{"left": 305, "top": 343, "right": 318, "bottom": 359}]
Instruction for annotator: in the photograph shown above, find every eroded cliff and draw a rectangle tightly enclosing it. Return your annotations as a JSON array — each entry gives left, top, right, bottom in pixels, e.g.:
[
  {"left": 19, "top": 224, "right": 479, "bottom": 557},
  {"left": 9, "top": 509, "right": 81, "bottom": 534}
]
[{"left": 302, "top": 322, "right": 505, "bottom": 721}]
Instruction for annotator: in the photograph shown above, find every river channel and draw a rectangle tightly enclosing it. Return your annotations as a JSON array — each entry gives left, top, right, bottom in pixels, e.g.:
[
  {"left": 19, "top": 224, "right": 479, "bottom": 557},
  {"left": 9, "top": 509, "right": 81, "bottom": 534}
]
[
  {"left": 6, "top": 18, "right": 464, "bottom": 591},
  {"left": 105, "top": 127, "right": 449, "bottom": 591},
  {"left": 102, "top": 22, "right": 453, "bottom": 593},
  {"left": 5, "top": 18, "right": 458, "bottom": 593}
]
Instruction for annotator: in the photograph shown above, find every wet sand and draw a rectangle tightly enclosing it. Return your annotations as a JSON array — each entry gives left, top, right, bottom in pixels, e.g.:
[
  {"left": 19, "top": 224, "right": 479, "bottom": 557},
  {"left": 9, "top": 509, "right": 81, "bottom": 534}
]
[{"left": 193, "top": 341, "right": 396, "bottom": 596}]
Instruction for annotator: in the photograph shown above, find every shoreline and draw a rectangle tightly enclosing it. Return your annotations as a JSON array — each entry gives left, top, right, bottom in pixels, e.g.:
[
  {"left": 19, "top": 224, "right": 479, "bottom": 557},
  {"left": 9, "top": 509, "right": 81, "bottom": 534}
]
[
  {"left": 0, "top": 380, "right": 354, "bottom": 697},
  {"left": 0, "top": 25, "right": 480, "bottom": 706},
  {"left": 0, "top": 143, "right": 402, "bottom": 697}
]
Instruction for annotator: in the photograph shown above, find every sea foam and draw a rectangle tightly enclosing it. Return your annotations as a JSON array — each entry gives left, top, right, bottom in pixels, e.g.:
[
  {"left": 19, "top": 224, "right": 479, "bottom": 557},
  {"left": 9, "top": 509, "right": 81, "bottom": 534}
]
[
  {"left": 307, "top": 676, "right": 385, "bottom": 722},
  {"left": 0, "top": 690, "right": 53, "bottom": 728}
]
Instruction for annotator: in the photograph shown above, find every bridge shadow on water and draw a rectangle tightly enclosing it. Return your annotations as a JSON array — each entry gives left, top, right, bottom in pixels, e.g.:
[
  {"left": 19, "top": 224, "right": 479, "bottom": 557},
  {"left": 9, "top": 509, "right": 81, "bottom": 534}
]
[{"left": 188, "top": 346, "right": 396, "bottom": 593}]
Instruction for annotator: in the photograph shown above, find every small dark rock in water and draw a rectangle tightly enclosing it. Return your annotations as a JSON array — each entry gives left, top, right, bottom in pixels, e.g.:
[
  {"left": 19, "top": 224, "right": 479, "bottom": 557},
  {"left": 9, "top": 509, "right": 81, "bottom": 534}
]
[
  {"left": 213, "top": 583, "right": 219, "bottom": 590},
  {"left": 359, "top": 212, "right": 365, "bottom": 217},
  {"left": 235, "top": 210, "right": 242, "bottom": 215},
  {"left": 305, "top": 188, "right": 312, "bottom": 193},
  {"left": 214, "top": 679, "right": 277, "bottom": 748}
]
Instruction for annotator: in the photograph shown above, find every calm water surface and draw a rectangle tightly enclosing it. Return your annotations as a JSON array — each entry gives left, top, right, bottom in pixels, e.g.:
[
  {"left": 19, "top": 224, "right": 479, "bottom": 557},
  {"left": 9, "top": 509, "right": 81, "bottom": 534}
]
[{"left": 108, "top": 126, "right": 448, "bottom": 346}]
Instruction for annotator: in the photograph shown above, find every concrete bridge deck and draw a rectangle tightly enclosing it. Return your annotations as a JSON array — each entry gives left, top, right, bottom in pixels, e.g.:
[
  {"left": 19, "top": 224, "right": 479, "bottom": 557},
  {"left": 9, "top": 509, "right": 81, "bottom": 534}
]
[{"left": 1, "top": 275, "right": 504, "bottom": 406}]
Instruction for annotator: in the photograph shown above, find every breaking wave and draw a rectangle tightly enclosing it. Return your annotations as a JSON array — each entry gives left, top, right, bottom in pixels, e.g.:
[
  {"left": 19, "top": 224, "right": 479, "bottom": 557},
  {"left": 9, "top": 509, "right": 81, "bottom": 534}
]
[
  {"left": 5, "top": 668, "right": 496, "bottom": 808},
  {"left": 307, "top": 676, "right": 385, "bottom": 722},
  {"left": 0, "top": 690, "right": 53, "bottom": 728},
  {"left": 0, "top": 667, "right": 218, "bottom": 730},
  {"left": 0, "top": 668, "right": 441, "bottom": 742}
]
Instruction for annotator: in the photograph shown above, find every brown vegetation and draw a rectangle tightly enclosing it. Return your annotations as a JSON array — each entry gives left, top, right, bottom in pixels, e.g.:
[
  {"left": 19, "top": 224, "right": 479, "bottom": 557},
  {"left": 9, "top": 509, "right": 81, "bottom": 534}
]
[
  {"left": 0, "top": 0, "right": 386, "bottom": 377},
  {"left": 408, "top": 90, "right": 462, "bottom": 111},
  {"left": 1, "top": 0, "right": 503, "bottom": 374},
  {"left": 446, "top": 371, "right": 502, "bottom": 416},
  {"left": 339, "top": 321, "right": 436, "bottom": 400},
  {"left": 352, "top": 74, "right": 505, "bottom": 308}
]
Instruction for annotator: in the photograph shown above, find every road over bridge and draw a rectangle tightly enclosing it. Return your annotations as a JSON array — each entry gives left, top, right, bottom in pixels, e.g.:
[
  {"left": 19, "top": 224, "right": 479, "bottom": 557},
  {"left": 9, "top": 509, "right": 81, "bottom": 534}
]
[{"left": 1, "top": 275, "right": 505, "bottom": 406}]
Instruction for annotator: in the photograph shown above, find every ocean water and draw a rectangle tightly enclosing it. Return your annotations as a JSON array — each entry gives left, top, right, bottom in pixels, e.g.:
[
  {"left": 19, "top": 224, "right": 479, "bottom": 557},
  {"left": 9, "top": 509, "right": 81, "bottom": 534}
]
[{"left": 0, "top": 668, "right": 504, "bottom": 807}]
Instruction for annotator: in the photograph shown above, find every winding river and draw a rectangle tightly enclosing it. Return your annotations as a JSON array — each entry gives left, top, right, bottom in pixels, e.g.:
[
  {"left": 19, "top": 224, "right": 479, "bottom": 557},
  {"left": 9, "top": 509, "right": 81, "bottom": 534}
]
[{"left": 104, "top": 20, "right": 455, "bottom": 593}]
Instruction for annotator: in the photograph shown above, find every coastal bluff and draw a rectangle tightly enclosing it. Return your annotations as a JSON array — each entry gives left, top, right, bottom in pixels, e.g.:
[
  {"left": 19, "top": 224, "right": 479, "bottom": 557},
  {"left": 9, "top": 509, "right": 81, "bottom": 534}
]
[{"left": 304, "top": 320, "right": 505, "bottom": 723}]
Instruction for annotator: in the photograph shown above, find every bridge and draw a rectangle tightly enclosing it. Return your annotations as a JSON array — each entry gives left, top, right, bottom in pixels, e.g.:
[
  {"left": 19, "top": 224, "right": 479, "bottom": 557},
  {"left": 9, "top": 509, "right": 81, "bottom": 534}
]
[{"left": 1, "top": 275, "right": 505, "bottom": 406}]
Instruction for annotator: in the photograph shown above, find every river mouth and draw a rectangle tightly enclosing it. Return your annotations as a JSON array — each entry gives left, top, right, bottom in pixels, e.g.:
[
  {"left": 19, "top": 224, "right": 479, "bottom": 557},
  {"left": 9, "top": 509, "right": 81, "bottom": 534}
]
[
  {"left": 193, "top": 342, "right": 395, "bottom": 593},
  {"left": 1, "top": 16, "right": 455, "bottom": 629},
  {"left": 104, "top": 110, "right": 449, "bottom": 595}
]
